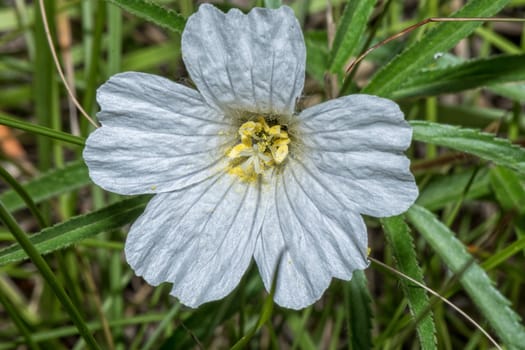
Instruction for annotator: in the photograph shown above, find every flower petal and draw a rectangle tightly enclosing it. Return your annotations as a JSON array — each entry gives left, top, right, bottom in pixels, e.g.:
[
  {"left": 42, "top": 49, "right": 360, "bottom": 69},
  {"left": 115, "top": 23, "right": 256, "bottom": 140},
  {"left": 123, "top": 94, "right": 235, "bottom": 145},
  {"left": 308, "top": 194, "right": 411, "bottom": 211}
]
[
  {"left": 182, "top": 4, "right": 306, "bottom": 116},
  {"left": 254, "top": 162, "right": 369, "bottom": 309},
  {"left": 297, "top": 94, "right": 418, "bottom": 217},
  {"left": 83, "top": 72, "right": 235, "bottom": 195},
  {"left": 125, "top": 174, "right": 265, "bottom": 308}
]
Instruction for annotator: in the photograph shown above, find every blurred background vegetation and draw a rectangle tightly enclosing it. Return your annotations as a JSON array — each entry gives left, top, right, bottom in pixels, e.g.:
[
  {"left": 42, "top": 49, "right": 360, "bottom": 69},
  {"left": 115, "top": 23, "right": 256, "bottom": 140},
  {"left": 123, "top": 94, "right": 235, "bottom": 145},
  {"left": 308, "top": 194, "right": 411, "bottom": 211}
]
[{"left": 0, "top": 0, "right": 524, "bottom": 349}]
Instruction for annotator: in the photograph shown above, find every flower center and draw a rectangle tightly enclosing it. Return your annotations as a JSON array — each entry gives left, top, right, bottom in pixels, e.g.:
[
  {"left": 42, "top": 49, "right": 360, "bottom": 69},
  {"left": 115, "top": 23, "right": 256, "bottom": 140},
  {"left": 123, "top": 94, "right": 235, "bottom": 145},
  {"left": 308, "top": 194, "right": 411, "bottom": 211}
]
[{"left": 227, "top": 116, "right": 290, "bottom": 182}]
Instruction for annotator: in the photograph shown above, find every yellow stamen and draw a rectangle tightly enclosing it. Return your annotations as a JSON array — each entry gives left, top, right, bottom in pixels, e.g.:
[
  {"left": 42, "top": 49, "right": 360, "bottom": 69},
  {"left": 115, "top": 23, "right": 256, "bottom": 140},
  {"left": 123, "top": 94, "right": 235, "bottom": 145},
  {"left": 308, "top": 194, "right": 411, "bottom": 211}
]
[{"left": 227, "top": 116, "right": 291, "bottom": 181}]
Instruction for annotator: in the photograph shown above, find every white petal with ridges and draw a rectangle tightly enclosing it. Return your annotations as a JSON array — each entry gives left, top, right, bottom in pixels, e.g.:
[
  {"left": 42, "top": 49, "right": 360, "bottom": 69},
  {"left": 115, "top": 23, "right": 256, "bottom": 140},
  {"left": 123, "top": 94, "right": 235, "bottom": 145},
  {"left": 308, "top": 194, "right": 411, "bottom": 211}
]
[
  {"left": 298, "top": 94, "right": 418, "bottom": 217},
  {"left": 254, "top": 162, "right": 369, "bottom": 309},
  {"left": 125, "top": 174, "right": 265, "bottom": 308},
  {"left": 182, "top": 4, "right": 306, "bottom": 115},
  {"left": 83, "top": 72, "right": 235, "bottom": 195}
]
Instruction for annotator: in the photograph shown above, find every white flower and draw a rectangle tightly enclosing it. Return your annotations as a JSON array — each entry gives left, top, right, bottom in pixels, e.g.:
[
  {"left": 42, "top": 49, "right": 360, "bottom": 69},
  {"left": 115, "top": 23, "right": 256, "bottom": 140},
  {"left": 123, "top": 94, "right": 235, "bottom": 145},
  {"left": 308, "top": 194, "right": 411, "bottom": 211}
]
[{"left": 83, "top": 4, "right": 418, "bottom": 309}]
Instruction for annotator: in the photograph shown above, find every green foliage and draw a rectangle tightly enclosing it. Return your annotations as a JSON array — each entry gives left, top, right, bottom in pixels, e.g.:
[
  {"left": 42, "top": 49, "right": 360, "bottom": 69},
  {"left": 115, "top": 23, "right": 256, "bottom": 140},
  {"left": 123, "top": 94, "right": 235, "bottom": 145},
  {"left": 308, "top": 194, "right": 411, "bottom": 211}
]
[
  {"left": 1, "top": 0, "right": 524, "bottom": 348},
  {"left": 264, "top": 0, "right": 282, "bottom": 9},
  {"left": 411, "top": 121, "right": 525, "bottom": 173},
  {"left": 407, "top": 205, "right": 525, "bottom": 349},
  {"left": 416, "top": 168, "right": 491, "bottom": 210},
  {"left": 393, "top": 54, "right": 525, "bottom": 99},
  {"left": 106, "top": 0, "right": 185, "bottom": 33},
  {"left": 346, "top": 270, "right": 373, "bottom": 350},
  {"left": 0, "top": 112, "right": 85, "bottom": 146},
  {"left": 363, "top": 0, "right": 512, "bottom": 97},
  {"left": 0, "top": 196, "right": 149, "bottom": 266},
  {"left": 382, "top": 216, "right": 436, "bottom": 349},
  {"left": 329, "top": 0, "right": 378, "bottom": 73},
  {"left": 490, "top": 166, "right": 525, "bottom": 213},
  {"left": 0, "top": 161, "right": 90, "bottom": 212}
]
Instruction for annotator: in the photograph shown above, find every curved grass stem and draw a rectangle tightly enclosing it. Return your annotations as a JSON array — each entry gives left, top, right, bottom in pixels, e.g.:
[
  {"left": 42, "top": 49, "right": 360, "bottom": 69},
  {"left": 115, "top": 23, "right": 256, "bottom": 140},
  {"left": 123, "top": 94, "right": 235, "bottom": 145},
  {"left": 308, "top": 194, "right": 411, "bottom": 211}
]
[{"left": 0, "top": 200, "right": 101, "bottom": 350}]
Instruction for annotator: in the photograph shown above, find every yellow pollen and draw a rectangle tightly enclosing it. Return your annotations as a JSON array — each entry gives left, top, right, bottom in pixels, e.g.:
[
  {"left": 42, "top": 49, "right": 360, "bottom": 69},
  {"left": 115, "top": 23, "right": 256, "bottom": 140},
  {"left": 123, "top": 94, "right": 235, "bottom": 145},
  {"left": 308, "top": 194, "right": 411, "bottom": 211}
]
[{"left": 227, "top": 116, "right": 290, "bottom": 181}]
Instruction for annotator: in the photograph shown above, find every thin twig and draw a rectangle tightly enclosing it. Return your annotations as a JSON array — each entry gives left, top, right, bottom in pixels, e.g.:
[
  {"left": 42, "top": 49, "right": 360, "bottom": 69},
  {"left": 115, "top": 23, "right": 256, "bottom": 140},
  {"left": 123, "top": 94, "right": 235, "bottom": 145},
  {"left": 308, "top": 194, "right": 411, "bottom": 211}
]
[
  {"left": 38, "top": 0, "right": 99, "bottom": 129},
  {"left": 345, "top": 17, "right": 525, "bottom": 77},
  {"left": 369, "top": 257, "right": 502, "bottom": 350}
]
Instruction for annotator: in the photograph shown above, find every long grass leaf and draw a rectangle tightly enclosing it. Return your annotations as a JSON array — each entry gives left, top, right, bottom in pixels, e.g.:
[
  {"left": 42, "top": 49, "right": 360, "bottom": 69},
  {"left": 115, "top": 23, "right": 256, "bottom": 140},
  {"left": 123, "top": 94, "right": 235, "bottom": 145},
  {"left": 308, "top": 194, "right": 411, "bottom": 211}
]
[
  {"left": 346, "top": 270, "right": 373, "bottom": 350},
  {"left": 329, "top": 0, "right": 377, "bottom": 73},
  {"left": 0, "top": 112, "right": 85, "bottom": 146},
  {"left": 411, "top": 121, "right": 525, "bottom": 174},
  {"left": 363, "top": 0, "right": 511, "bottom": 97},
  {"left": 382, "top": 216, "right": 436, "bottom": 349},
  {"left": 407, "top": 205, "right": 525, "bottom": 349},
  {"left": 0, "top": 200, "right": 101, "bottom": 349},
  {"left": 392, "top": 54, "right": 525, "bottom": 99},
  {"left": 0, "top": 161, "right": 90, "bottom": 212},
  {"left": 0, "top": 196, "right": 149, "bottom": 266},
  {"left": 106, "top": 0, "right": 185, "bottom": 33}
]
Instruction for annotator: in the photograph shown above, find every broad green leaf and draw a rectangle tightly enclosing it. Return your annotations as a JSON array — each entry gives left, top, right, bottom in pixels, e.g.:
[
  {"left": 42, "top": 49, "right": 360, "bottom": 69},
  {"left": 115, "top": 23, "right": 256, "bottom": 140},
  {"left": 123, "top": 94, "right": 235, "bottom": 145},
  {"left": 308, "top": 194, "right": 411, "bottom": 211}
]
[
  {"left": 0, "top": 161, "right": 90, "bottom": 212},
  {"left": 363, "top": 0, "right": 511, "bottom": 97},
  {"left": 407, "top": 205, "right": 525, "bottom": 350},
  {"left": 411, "top": 121, "right": 525, "bottom": 174},
  {"left": 0, "top": 196, "right": 149, "bottom": 266},
  {"left": 417, "top": 169, "right": 491, "bottom": 210},
  {"left": 0, "top": 112, "right": 85, "bottom": 146},
  {"left": 329, "top": 0, "right": 377, "bottom": 73},
  {"left": 392, "top": 54, "right": 525, "bottom": 99},
  {"left": 106, "top": 0, "right": 185, "bottom": 33},
  {"left": 382, "top": 216, "right": 436, "bottom": 350},
  {"left": 490, "top": 166, "right": 525, "bottom": 214},
  {"left": 346, "top": 270, "right": 373, "bottom": 350}
]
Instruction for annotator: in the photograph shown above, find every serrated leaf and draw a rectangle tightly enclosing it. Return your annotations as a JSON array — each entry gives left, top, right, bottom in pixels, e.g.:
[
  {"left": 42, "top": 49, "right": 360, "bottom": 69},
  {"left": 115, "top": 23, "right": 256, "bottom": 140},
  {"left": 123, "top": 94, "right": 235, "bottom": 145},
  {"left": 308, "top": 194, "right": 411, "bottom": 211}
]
[
  {"left": 106, "top": 0, "right": 185, "bottom": 33},
  {"left": 490, "top": 166, "right": 525, "bottom": 214},
  {"left": 416, "top": 168, "right": 491, "bottom": 210},
  {"left": 411, "top": 121, "right": 525, "bottom": 174},
  {"left": 362, "top": 0, "right": 511, "bottom": 97},
  {"left": 347, "top": 270, "right": 373, "bottom": 350},
  {"left": 407, "top": 205, "right": 525, "bottom": 350},
  {"left": 0, "top": 196, "right": 149, "bottom": 266},
  {"left": 329, "top": 0, "right": 377, "bottom": 73},
  {"left": 382, "top": 216, "right": 436, "bottom": 350},
  {"left": 392, "top": 54, "right": 525, "bottom": 99},
  {"left": 0, "top": 161, "right": 91, "bottom": 212}
]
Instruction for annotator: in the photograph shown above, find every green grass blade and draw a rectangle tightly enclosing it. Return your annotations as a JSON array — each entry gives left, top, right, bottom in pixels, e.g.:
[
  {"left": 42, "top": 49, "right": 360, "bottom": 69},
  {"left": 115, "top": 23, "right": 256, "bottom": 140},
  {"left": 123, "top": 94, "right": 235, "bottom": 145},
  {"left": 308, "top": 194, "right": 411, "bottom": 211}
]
[
  {"left": 411, "top": 121, "right": 525, "bottom": 174},
  {"left": 329, "top": 0, "right": 378, "bottom": 73},
  {"left": 106, "top": 0, "right": 185, "bottom": 33},
  {"left": 264, "top": 0, "right": 282, "bottom": 9},
  {"left": 416, "top": 169, "right": 491, "bottom": 210},
  {"left": 0, "top": 286, "right": 40, "bottom": 350},
  {"left": 407, "top": 204, "right": 525, "bottom": 349},
  {"left": 382, "top": 216, "right": 436, "bottom": 350},
  {"left": 363, "top": 0, "right": 511, "bottom": 97},
  {"left": 0, "top": 196, "right": 149, "bottom": 266},
  {"left": 489, "top": 166, "right": 525, "bottom": 213},
  {"left": 482, "top": 235, "right": 525, "bottom": 271},
  {"left": 0, "top": 166, "right": 47, "bottom": 228},
  {"left": 0, "top": 200, "right": 101, "bottom": 349},
  {"left": 305, "top": 31, "right": 329, "bottom": 84},
  {"left": 346, "top": 270, "right": 373, "bottom": 350},
  {"left": 0, "top": 112, "right": 85, "bottom": 146},
  {"left": 0, "top": 161, "right": 90, "bottom": 212},
  {"left": 392, "top": 54, "right": 525, "bottom": 99}
]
